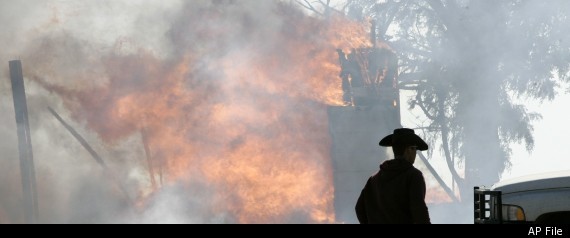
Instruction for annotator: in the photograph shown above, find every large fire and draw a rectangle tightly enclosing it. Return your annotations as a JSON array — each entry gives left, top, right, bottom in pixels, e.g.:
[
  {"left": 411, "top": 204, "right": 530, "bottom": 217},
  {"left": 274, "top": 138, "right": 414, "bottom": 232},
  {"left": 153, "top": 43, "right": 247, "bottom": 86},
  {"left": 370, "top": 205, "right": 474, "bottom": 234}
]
[{"left": 26, "top": 2, "right": 371, "bottom": 223}]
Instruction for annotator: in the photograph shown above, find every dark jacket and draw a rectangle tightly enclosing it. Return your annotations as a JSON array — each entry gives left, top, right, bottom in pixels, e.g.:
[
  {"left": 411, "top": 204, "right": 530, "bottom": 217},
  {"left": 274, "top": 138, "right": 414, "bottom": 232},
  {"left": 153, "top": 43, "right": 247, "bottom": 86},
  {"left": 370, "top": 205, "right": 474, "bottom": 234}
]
[{"left": 355, "top": 158, "right": 431, "bottom": 224}]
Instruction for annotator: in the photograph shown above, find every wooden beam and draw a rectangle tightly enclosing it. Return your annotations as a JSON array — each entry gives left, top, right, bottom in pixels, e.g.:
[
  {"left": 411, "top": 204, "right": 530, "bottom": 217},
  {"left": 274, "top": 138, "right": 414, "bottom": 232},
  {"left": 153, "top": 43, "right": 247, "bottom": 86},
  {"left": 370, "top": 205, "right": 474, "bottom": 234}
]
[
  {"left": 9, "top": 60, "right": 39, "bottom": 224},
  {"left": 47, "top": 107, "right": 134, "bottom": 209}
]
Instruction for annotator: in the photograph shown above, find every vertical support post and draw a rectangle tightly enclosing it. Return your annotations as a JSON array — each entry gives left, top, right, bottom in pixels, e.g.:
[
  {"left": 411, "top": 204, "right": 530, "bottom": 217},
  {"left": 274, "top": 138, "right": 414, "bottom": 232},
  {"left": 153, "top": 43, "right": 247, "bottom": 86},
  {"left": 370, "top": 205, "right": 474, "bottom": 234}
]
[{"left": 9, "top": 60, "right": 39, "bottom": 224}]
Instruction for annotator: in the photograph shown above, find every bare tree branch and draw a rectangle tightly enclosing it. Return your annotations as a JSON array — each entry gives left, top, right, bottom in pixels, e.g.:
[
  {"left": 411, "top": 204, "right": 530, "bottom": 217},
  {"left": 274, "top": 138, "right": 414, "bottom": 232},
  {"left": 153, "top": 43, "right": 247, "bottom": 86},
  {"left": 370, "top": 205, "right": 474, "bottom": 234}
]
[
  {"left": 438, "top": 106, "right": 465, "bottom": 190},
  {"left": 295, "top": 0, "right": 324, "bottom": 16},
  {"left": 415, "top": 93, "right": 437, "bottom": 121}
]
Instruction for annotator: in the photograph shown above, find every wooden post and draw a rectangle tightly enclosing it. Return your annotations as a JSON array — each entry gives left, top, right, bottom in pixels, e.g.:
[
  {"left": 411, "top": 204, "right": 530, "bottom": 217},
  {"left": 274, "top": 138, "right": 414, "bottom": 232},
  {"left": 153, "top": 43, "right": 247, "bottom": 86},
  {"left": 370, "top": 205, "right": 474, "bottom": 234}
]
[{"left": 9, "top": 60, "right": 39, "bottom": 224}]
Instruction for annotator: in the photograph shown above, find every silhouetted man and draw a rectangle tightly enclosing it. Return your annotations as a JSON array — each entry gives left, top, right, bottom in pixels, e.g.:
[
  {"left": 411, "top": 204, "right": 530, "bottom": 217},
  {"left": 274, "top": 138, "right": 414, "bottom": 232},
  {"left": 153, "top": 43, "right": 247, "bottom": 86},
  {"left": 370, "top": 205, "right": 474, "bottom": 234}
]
[{"left": 355, "top": 128, "right": 431, "bottom": 224}]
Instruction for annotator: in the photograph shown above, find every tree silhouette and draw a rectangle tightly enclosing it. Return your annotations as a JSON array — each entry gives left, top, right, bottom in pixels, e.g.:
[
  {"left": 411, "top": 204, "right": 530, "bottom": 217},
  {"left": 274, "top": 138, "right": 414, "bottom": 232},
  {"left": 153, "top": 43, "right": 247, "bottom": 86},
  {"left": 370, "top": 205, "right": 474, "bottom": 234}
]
[{"left": 319, "top": 0, "right": 570, "bottom": 200}]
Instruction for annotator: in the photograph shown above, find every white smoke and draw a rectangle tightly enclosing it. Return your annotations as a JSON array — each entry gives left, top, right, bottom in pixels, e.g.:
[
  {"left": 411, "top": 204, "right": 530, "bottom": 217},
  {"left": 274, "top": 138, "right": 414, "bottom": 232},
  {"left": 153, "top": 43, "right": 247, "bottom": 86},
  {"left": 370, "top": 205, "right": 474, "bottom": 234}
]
[{"left": 0, "top": 0, "right": 338, "bottom": 224}]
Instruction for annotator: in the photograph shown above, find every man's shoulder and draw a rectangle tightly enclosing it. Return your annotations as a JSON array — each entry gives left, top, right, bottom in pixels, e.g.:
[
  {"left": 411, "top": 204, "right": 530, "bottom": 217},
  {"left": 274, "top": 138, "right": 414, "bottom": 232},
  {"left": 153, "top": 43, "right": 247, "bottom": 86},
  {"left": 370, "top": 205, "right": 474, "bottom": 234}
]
[
  {"left": 408, "top": 166, "right": 425, "bottom": 178},
  {"left": 367, "top": 171, "right": 381, "bottom": 181}
]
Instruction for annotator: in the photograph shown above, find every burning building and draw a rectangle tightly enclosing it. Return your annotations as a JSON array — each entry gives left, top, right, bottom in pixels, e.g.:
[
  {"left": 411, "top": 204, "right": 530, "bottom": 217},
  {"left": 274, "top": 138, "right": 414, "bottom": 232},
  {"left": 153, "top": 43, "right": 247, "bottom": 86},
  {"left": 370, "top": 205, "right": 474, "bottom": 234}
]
[
  {"left": 328, "top": 30, "right": 401, "bottom": 223},
  {"left": 1, "top": 1, "right": 455, "bottom": 224}
]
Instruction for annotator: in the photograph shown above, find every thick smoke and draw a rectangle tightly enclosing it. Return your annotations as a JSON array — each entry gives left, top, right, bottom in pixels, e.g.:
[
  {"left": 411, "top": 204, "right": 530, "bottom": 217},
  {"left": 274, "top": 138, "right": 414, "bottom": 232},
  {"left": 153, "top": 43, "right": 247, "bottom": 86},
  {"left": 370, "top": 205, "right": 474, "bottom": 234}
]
[
  {"left": 0, "top": 1, "right": 371, "bottom": 223},
  {"left": 368, "top": 0, "right": 570, "bottom": 223}
]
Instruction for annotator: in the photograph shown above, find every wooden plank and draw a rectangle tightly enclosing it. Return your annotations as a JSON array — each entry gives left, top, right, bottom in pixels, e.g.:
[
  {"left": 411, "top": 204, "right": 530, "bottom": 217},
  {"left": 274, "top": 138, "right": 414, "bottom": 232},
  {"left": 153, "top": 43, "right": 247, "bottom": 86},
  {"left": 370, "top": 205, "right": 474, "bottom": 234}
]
[{"left": 9, "top": 60, "right": 39, "bottom": 224}]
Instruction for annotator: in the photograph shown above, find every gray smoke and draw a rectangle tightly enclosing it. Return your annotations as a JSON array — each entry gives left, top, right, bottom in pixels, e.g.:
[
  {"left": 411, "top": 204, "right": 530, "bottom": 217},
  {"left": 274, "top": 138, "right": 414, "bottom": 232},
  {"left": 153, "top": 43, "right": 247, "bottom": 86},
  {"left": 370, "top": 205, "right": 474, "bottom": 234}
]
[
  {"left": 0, "top": 0, "right": 341, "bottom": 224},
  {"left": 4, "top": 0, "right": 565, "bottom": 224},
  {"left": 351, "top": 0, "right": 570, "bottom": 224},
  {"left": 0, "top": 0, "right": 183, "bottom": 223}
]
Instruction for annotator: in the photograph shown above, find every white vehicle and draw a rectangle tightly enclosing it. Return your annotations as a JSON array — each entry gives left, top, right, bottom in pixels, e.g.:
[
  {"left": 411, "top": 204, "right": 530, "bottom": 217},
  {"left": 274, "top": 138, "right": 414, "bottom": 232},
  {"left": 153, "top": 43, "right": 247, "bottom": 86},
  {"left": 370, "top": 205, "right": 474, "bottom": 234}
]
[{"left": 474, "top": 170, "right": 570, "bottom": 224}]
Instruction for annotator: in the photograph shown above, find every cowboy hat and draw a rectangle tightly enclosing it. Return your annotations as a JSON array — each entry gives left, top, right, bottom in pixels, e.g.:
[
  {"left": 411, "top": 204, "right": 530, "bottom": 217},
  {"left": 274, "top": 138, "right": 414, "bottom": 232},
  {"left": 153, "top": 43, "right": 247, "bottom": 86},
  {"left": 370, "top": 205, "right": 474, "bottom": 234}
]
[{"left": 379, "top": 128, "right": 428, "bottom": 151}]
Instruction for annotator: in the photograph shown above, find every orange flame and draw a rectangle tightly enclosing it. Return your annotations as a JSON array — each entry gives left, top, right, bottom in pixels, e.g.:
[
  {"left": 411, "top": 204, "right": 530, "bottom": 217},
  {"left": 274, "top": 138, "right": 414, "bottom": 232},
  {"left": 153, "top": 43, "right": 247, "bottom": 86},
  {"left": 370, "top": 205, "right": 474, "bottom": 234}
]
[{"left": 30, "top": 2, "right": 373, "bottom": 223}]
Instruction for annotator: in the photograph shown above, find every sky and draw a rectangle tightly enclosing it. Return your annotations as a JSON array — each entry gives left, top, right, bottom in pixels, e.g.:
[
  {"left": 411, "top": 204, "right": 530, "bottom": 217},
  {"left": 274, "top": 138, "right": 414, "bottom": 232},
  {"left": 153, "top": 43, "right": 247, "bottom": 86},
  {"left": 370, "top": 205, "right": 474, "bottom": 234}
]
[
  {"left": 401, "top": 88, "right": 570, "bottom": 186},
  {"left": 501, "top": 91, "right": 570, "bottom": 180}
]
